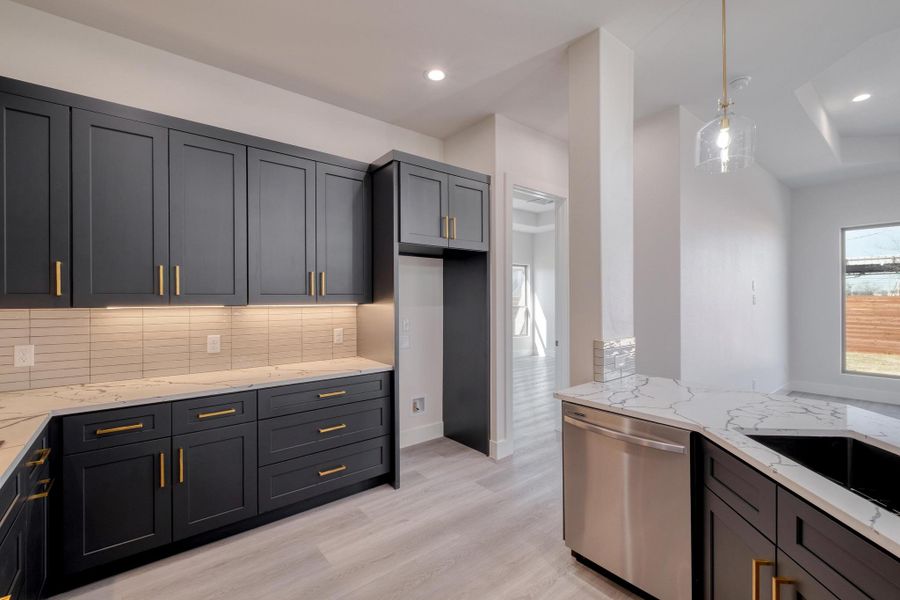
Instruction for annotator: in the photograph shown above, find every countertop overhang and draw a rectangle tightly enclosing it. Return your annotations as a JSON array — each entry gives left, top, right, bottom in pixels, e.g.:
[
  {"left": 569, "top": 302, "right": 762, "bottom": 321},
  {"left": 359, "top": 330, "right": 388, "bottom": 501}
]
[
  {"left": 0, "top": 357, "right": 393, "bottom": 488},
  {"left": 555, "top": 375, "right": 900, "bottom": 558}
]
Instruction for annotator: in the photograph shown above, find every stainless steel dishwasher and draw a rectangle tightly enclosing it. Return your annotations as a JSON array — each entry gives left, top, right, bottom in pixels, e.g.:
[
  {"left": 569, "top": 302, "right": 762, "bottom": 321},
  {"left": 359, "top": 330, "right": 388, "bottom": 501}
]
[{"left": 562, "top": 401, "right": 693, "bottom": 600}]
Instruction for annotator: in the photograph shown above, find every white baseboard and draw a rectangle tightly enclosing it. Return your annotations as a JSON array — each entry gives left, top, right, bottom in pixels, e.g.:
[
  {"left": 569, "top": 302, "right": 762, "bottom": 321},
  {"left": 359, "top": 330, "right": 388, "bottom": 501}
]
[
  {"left": 490, "top": 437, "right": 514, "bottom": 460},
  {"left": 786, "top": 380, "right": 900, "bottom": 406},
  {"left": 399, "top": 421, "right": 444, "bottom": 448}
]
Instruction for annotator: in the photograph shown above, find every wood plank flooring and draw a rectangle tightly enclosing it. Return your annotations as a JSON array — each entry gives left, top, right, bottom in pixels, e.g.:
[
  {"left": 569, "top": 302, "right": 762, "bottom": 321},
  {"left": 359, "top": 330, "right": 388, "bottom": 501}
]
[{"left": 53, "top": 355, "right": 637, "bottom": 600}]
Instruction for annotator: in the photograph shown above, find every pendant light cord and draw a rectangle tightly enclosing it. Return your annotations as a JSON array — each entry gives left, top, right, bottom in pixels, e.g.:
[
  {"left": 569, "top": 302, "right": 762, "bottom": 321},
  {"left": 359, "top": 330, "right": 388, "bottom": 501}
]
[{"left": 721, "top": 0, "right": 729, "bottom": 110}]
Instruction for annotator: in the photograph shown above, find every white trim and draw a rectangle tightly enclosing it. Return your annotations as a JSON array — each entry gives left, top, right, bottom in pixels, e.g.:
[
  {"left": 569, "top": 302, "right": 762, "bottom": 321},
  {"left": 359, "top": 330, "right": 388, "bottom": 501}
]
[
  {"left": 512, "top": 223, "right": 555, "bottom": 234},
  {"left": 490, "top": 436, "right": 514, "bottom": 460},
  {"left": 786, "top": 381, "right": 900, "bottom": 406},
  {"left": 399, "top": 421, "right": 444, "bottom": 448}
]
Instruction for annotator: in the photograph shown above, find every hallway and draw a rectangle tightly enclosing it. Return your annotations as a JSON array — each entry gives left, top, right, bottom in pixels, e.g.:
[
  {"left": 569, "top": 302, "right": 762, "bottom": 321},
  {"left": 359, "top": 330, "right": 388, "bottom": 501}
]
[{"left": 513, "top": 354, "right": 558, "bottom": 444}]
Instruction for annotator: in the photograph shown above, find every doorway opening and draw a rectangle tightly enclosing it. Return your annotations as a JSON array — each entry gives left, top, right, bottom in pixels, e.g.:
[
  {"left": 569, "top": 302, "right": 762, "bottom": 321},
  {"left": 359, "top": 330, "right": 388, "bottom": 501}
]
[{"left": 511, "top": 185, "right": 567, "bottom": 447}]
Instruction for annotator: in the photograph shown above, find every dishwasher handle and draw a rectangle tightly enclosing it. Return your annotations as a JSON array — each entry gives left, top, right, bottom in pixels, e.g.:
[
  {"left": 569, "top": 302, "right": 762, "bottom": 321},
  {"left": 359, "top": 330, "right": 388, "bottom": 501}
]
[{"left": 564, "top": 414, "right": 686, "bottom": 454}]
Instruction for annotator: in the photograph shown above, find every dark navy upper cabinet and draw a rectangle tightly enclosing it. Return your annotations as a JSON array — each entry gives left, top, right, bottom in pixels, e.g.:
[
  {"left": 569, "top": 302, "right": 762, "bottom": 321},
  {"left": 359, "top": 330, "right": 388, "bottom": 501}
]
[
  {"left": 316, "top": 163, "right": 371, "bottom": 304},
  {"left": 169, "top": 131, "right": 247, "bottom": 306},
  {"left": 448, "top": 175, "right": 489, "bottom": 252},
  {"left": 399, "top": 163, "right": 448, "bottom": 248},
  {"left": 73, "top": 110, "right": 169, "bottom": 307},
  {"left": 248, "top": 148, "right": 316, "bottom": 304},
  {"left": 0, "top": 93, "right": 70, "bottom": 308}
]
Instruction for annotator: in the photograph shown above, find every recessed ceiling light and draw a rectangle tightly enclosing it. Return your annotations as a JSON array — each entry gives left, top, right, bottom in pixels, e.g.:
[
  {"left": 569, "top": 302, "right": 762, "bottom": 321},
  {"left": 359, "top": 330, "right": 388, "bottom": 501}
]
[
  {"left": 425, "top": 69, "right": 446, "bottom": 82},
  {"left": 852, "top": 93, "right": 872, "bottom": 103}
]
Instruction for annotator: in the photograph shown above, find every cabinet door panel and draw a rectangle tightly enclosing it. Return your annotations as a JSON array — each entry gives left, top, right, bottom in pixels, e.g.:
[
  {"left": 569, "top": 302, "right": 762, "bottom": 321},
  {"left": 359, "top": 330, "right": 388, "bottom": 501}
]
[
  {"left": 248, "top": 148, "right": 316, "bottom": 303},
  {"left": 170, "top": 131, "right": 247, "bottom": 305},
  {"left": 399, "top": 163, "right": 448, "bottom": 248},
  {"left": 173, "top": 423, "right": 257, "bottom": 541},
  {"left": 25, "top": 479, "right": 49, "bottom": 599},
  {"left": 448, "top": 176, "right": 489, "bottom": 251},
  {"left": 73, "top": 110, "right": 169, "bottom": 306},
  {"left": 0, "top": 93, "right": 70, "bottom": 307},
  {"left": 62, "top": 438, "right": 172, "bottom": 572},
  {"left": 0, "top": 508, "right": 25, "bottom": 600},
  {"left": 316, "top": 163, "right": 371, "bottom": 303},
  {"left": 703, "top": 489, "right": 775, "bottom": 600}
]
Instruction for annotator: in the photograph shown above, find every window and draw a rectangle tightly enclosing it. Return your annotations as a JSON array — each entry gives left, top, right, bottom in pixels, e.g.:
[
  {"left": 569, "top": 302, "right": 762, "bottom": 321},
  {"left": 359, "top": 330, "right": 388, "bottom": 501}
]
[
  {"left": 512, "top": 264, "right": 530, "bottom": 337},
  {"left": 843, "top": 224, "right": 900, "bottom": 377}
]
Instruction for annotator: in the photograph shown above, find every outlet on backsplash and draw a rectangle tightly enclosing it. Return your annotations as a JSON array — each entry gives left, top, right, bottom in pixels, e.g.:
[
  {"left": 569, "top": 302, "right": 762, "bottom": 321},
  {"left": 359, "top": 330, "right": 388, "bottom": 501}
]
[
  {"left": 333, "top": 328, "right": 344, "bottom": 344},
  {"left": 207, "top": 335, "right": 221, "bottom": 354},
  {"left": 14, "top": 345, "right": 34, "bottom": 368}
]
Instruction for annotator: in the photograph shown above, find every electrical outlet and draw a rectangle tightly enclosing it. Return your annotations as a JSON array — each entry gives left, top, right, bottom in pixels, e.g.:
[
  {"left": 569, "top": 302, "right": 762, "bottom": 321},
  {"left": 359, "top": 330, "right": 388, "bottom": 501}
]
[
  {"left": 14, "top": 345, "right": 34, "bottom": 368},
  {"left": 399, "top": 335, "right": 410, "bottom": 349},
  {"left": 206, "top": 335, "right": 221, "bottom": 354},
  {"left": 412, "top": 396, "right": 425, "bottom": 414},
  {"left": 614, "top": 354, "right": 627, "bottom": 369},
  {"left": 333, "top": 327, "right": 344, "bottom": 344}
]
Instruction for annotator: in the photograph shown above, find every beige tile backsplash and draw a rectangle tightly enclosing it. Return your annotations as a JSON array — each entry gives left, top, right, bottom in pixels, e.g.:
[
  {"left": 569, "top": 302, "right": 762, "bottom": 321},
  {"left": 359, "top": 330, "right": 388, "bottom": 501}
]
[{"left": 0, "top": 306, "right": 357, "bottom": 392}]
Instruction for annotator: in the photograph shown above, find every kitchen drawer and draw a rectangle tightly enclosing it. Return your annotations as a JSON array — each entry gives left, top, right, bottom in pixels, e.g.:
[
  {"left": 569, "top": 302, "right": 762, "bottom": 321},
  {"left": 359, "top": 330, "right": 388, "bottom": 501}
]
[
  {"left": 0, "top": 506, "right": 25, "bottom": 600},
  {"left": 257, "top": 372, "right": 391, "bottom": 419},
  {"left": 63, "top": 403, "right": 171, "bottom": 454},
  {"left": 0, "top": 470, "right": 22, "bottom": 548},
  {"left": 172, "top": 391, "right": 257, "bottom": 434},
  {"left": 775, "top": 551, "right": 839, "bottom": 600},
  {"left": 777, "top": 488, "right": 900, "bottom": 600},
  {"left": 702, "top": 439, "right": 777, "bottom": 541},
  {"left": 259, "top": 397, "right": 391, "bottom": 465},
  {"left": 258, "top": 436, "right": 389, "bottom": 513}
]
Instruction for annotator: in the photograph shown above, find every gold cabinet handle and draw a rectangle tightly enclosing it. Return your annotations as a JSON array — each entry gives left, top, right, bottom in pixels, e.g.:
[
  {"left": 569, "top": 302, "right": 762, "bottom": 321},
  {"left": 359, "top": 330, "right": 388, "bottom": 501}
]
[
  {"left": 54, "top": 260, "right": 62, "bottom": 296},
  {"left": 309, "top": 271, "right": 317, "bottom": 297},
  {"left": 25, "top": 447, "right": 51, "bottom": 468},
  {"left": 442, "top": 215, "right": 449, "bottom": 238},
  {"left": 450, "top": 216, "right": 457, "bottom": 240},
  {"left": 95, "top": 423, "right": 144, "bottom": 436},
  {"left": 752, "top": 559, "right": 774, "bottom": 600},
  {"left": 27, "top": 478, "right": 53, "bottom": 501},
  {"left": 158, "top": 265, "right": 165, "bottom": 296},
  {"left": 318, "top": 465, "right": 347, "bottom": 477},
  {"left": 174, "top": 265, "right": 181, "bottom": 296},
  {"left": 178, "top": 447, "right": 184, "bottom": 484},
  {"left": 772, "top": 577, "right": 795, "bottom": 600},
  {"left": 318, "top": 423, "right": 347, "bottom": 434},
  {"left": 318, "top": 390, "right": 347, "bottom": 399},
  {"left": 197, "top": 408, "right": 236, "bottom": 420},
  {"left": 1, "top": 594, "right": 11, "bottom": 600},
  {"left": 320, "top": 271, "right": 326, "bottom": 296},
  {"left": 159, "top": 452, "right": 165, "bottom": 488}
]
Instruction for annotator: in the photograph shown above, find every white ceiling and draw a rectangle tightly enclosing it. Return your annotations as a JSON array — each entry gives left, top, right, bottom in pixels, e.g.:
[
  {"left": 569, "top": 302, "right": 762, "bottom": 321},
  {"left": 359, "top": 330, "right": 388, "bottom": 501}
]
[{"left": 13, "top": 0, "right": 900, "bottom": 187}]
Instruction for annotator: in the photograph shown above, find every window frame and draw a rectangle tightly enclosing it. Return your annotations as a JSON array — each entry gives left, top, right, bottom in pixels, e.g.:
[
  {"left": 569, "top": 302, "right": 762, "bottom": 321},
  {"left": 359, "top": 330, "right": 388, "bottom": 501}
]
[{"left": 512, "top": 263, "right": 531, "bottom": 338}]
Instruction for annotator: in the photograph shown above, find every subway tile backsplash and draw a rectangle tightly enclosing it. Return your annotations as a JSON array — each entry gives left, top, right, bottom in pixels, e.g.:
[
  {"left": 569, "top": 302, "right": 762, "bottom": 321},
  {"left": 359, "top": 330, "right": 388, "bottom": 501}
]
[{"left": 0, "top": 306, "right": 357, "bottom": 391}]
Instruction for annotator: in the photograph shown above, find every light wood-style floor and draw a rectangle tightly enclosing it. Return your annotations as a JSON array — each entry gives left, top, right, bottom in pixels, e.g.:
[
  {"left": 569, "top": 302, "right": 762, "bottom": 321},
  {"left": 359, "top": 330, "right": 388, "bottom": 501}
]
[{"left": 54, "top": 355, "right": 637, "bottom": 600}]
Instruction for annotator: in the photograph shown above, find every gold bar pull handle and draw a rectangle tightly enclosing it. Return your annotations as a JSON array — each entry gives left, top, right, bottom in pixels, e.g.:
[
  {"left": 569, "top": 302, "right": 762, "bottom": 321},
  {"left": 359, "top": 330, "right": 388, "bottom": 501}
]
[
  {"left": 450, "top": 216, "right": 457, "bottom": 240},
  {"left": 26, "top": 447, "right": 51, "bottom": 468},
  {"left": 178, "top": 448, "right": 184, "bottom": 484},
  {"left": 318, "top": 423, "right": 347, "bottom": 434},
  {"left": 95, "top": 423, "right": 144, "bottom": 436},
  {"left": 320, "top": 271, "right": 326, "bottom": 296},
  {"left": 442, "top": 215, "right": 449, "bottom": 238},
  {"left": 159, "top": 452, "right": 165, "bottom": 488},
  {"left": 158, "top": 265, "right": 165, "bottom": 296},
  {"left": 309, "top": 271, "right": 316, "bottom": 297},
  {"left": 318, "top": 465, "right": 347, "bottom": 477},
  {"left": 772, "top": 577, "right": 795, "bottom": 600},
  {"left": 317, "top": 390, "right": 347, "bottom": 399},
  {"left": 752, "top": 559, "right": 774, "bottom": 600},
  {"left": 27, "top": 478, "right": 54, "bottom": 501},
  {"left": 197, "top": 408, "right": 236, "bottom": 420},
  {"left": 174, "top": 265, "right": 181, "bottom": 296},
  {"left": 54, "top": 260, "right": 63, "bottom": 296}
]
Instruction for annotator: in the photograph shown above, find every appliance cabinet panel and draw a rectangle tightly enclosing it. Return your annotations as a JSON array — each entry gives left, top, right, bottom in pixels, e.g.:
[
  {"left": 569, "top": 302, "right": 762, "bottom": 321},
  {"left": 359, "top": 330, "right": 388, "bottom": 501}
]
[
  {"left": 399, "top": 163, "right": 448, "bottom": 248},
  {"left": 0, "top": 93, "right": 70, "bottom": 308},
  {"left": 172, "top": 423, "right": 257, "bottom": 541},
  {"left": 703, "top": 488, "right": 776, "bottom": 600},
  {"left": 315, "top": 163, "right": 371, "bottom": 303},
  {"left": 62, "top": 438, "right": 172, "bottom": 573},
  {"left": 72, "top": 110, "right": 169, "bottom": 306},
  {"left": 248, "top": 148, "right": 316, "bottom": 304},
  {"left": 447, "top": 175, "right": 489, "bottom": 252},
  {"left": 169, "top": 131, "right": 247, "bottom": 305}
]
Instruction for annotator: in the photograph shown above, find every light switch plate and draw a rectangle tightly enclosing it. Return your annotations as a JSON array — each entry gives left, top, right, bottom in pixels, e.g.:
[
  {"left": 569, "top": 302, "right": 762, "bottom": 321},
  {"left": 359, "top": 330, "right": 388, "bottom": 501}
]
[
  {"left": 401, "top": 319, "right": 411, "bottom": 332},
  {"left": 206, "top": 335, "right": 221, "bottom": 354},
  {"left": 333, "top": 327, "right": 344, "bottom": 344},
  {"left": 399, "top": 335, "right": 410, "bottom": 349},
  {"left": 14, "top": 345, "right": 34, "bottom": 368}
]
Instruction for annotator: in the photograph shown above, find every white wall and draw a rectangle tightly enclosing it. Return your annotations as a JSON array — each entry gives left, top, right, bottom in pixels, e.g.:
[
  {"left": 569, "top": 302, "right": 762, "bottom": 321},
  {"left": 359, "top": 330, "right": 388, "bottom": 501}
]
[
  {"left": 533, "top": 228, "right": 556, "bottom": 357},
  {"left": 790, "top": 172, "right": 900, "bottom": 403},
  {"left": 398, "top": 256, "right": 445, "bottom": 447},
  {"left": 0, "top": 0, "right": 441, "bottom": 164}
]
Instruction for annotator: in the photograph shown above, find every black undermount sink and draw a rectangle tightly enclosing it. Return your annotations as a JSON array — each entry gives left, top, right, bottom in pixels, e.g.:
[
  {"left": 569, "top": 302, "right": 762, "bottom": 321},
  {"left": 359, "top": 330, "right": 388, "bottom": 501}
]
[{"left": 747, "top": 435, "right": 900, "bottom": 516}]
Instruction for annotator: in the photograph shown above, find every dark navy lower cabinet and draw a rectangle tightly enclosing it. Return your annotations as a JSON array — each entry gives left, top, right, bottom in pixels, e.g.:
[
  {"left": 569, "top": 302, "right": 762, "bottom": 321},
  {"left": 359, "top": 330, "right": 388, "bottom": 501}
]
[
  {"left": 172, "top": 423, "right": 257, "bottom": 541},
  {"left": 0, "top": 507, "right": 26, "bottom": 600}
]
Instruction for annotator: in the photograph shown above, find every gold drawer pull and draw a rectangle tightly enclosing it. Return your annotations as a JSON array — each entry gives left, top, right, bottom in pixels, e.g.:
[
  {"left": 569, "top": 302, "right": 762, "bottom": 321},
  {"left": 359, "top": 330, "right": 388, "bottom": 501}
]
[
  {"left": 55, "top": 260, "right": 63, "bottom": 296},
  {"left": 772, "top": 577, "right": 795, "bottom": 600},
  {"left": 197, "top": 408, "right": 237, "bottom": 420},
  {"left": 752, "top": 559, "right": 774, "bottom": 600},
  {"left": 318, "top": 423, "right": 347, "bottom": 434},
  {"left": 450, "top": 216, "right": 457, "bottom": 240},
  {"left": 318, "top": 390, "right": 347, "bottom": 399},
  {"left": 442, "top": 215, "right": 449, "bottom": 238},
  {"left": 174, "top": 265, "right": 181, "bottom": 296},
  {"left": 158, "top": 264, "right": 165, "bottom": 296},
  {"left": 96, "top": 423, "right": 144, "bottom": 436},
  {"left": 309, "top": 271, "right": 316, "bottom": 297},
  {"left": 320, "top": 271, "right": 327, "bottom": 296},
  {"left": 159, "top": 452, "right": 165, "bottom": 488},
  {"left": 26, "top": 447, "right": 51, "bottom": 468},
  {"left": 178, "top": 447, "right": 184, "bottom": 484},
  {"left": 318, "top": 465, "right": 347, "bottom": 477},
  {"left": 1, "top": 594, "right": 11, "bottom": 600},
  {"left": 27, "top": 478, "right": 53, "bottom": 501}
]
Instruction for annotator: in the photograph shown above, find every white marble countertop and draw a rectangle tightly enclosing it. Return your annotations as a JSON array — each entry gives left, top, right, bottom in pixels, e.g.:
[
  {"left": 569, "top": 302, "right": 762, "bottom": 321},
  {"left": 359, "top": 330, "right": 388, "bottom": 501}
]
[
  {"left": 0, "top": 357, "right": 392, "bottom": 488},
  {"left": 555, "top": 375, "right": 900, "bottom": 558}
]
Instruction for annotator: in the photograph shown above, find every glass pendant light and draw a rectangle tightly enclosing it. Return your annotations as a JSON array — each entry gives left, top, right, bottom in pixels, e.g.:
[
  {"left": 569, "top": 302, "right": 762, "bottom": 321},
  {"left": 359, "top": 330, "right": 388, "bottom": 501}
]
[{"left": 695, "top": 0, "right": 757, "bottom": 173}]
